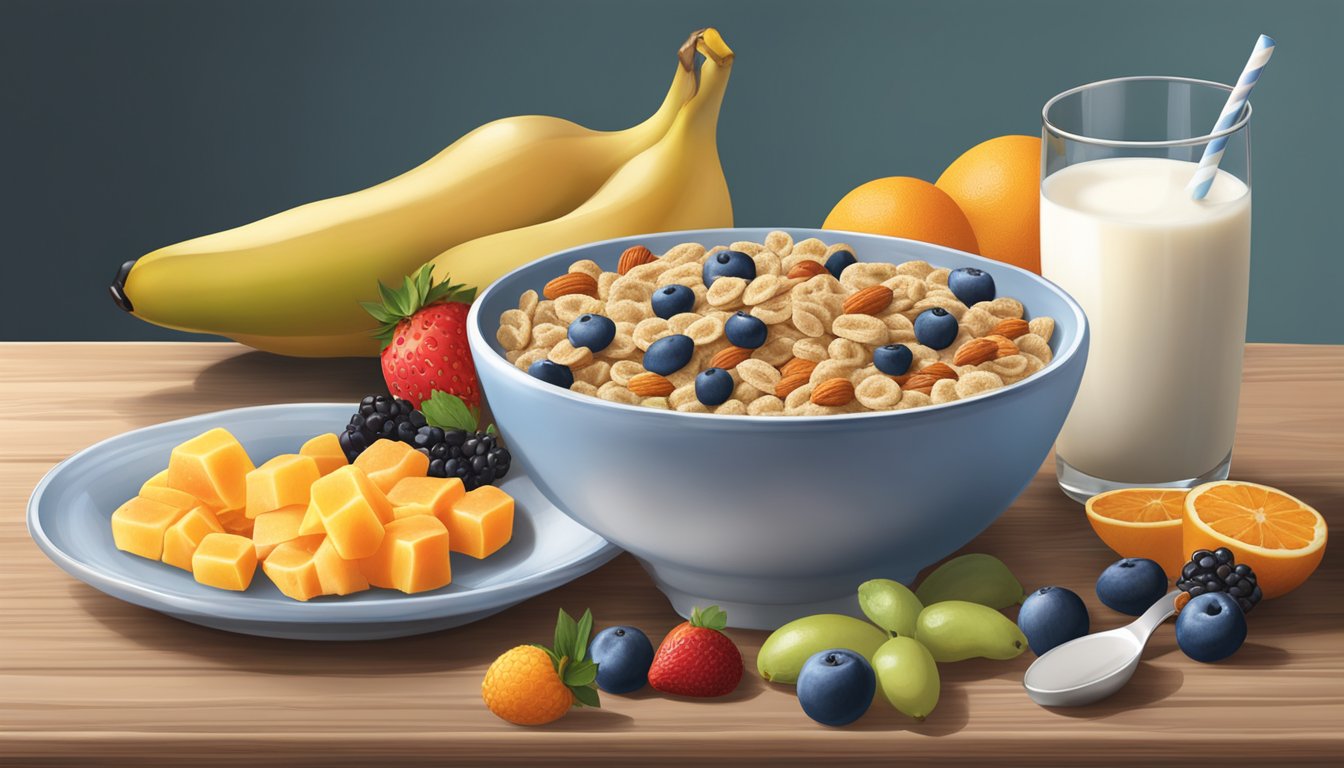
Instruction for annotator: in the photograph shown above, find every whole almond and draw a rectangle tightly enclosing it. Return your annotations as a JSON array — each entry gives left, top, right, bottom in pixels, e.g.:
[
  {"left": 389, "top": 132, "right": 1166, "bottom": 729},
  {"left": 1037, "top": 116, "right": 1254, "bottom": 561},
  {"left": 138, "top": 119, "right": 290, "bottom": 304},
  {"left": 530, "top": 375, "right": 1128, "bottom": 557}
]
[
  {"left": 952, "top": 338, "right": 999, "bottom": 366},
  {"left": 984, "top": 334, "right": 1019, "bottom": 358},
  {"left": 904, "top": 362, "right": 958, "bottom": 394},
  {"left": 543, "top": 272, "right": 599, "bottom": 300},
  {"left": 710, "top": 345, "right": 753, "bottom": 370},
  {"left": 810, "top": 378, "right": 856, "bottom": 407},
  {"left": 617, "top": 245, "right": 657, "bottom": 275},
  {"left": 628, "top": 372, "right": 675, "bottom": 397},
  {"left": 842, "top": 285, "right": 894, "bottom": 315},
  {"left": 780, "top": 357, "right": 818, "bottom": 379},
  {"left": 787, "top": 260, "right": 828, "bottom": 280},
  {"left": 775, "top": 372, "right": 811, "bottom": 399},
  {"left": 991, "top": 317, "right": 1029, "bottom": 340}
]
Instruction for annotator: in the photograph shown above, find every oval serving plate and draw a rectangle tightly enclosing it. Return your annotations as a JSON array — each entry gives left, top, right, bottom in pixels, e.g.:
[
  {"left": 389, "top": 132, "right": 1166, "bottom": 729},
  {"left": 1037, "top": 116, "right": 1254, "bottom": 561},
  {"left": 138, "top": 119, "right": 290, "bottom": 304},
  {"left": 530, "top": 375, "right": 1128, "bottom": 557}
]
[{"left": 27, "top": 403, "right": 620, "bottom": 641}]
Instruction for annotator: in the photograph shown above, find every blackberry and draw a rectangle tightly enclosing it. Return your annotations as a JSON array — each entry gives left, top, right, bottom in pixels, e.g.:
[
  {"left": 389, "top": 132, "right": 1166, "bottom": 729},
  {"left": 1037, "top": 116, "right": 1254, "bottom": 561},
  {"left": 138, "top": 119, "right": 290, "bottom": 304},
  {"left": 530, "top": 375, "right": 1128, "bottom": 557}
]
[
  {"left": 338, "top": 394, "right": 425, "bottom": 461},
  {"left": 1176, "top": 547, "right": 1262, "bottom": 614},
  {"left": 413, "top": 425, "right": 511, "bottom": 490}
]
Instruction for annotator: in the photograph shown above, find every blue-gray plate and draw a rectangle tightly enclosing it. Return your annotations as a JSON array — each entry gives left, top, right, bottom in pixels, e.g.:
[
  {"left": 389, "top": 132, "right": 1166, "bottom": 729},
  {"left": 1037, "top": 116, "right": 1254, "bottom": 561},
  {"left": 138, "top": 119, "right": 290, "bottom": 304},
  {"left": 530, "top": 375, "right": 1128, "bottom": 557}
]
[{"left": 26, "top": 403, "right": 620, "bottom": 641}]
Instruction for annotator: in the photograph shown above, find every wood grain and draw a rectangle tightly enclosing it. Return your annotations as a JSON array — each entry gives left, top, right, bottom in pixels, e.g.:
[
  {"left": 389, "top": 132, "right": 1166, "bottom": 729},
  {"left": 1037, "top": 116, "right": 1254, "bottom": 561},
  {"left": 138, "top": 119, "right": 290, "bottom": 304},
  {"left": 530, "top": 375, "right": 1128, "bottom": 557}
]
[{"left": 1, "top": 342, "right": 1340, "bottom": 766}]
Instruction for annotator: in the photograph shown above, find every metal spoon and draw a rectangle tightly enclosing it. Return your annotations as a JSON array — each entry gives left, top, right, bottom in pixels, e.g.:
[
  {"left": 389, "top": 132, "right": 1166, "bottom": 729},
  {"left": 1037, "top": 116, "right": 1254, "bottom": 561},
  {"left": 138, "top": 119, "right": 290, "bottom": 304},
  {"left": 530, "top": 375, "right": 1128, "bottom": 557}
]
[{"left": 1023, "top": 590, "right": 1178, "bottom": 707}]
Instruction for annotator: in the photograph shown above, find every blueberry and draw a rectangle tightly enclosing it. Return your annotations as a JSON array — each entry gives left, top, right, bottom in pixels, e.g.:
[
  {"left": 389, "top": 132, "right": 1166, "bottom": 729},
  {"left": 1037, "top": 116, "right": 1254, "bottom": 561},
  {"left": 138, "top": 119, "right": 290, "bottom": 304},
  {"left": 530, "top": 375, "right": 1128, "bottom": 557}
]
[
  {"left": 643, "top": 334, "right": 694, "bottom": 375},
  {"left": 527, "top": 359, "right": 574, "bottom": 389},
  {"left": 702, "top": 249, "right": 756, "bottom": 285},
  {"left": 651, "top": 284, "right": 695, "bottom": 319},
  {"left": 914, "top": 308, "right": 959, "bottom": 350},
  {"left": 588, "top": 626, "right": 655, "bottom": 694},
  {"left": 1176, "top": 592, "right": 1247, "bottom": 663},
  {"left": 1017, "top": 586, "right": 1090, "bottom": 656},
  {"left": 1096, "top": 558, "right": 1168, "bottom": 616},
  {"left": 823, "top": 249, "right": 857, "bottom": 279},
  {"left": 567, "top": 313, "right": 616, "bottom": 352},
  {"left": 947, "top": 267, "right": 996, "bottom": 306},
  {"left": 796, "top": 649, "right": 875, "bottom": 727},
  {"left": 725, "top": 311, "right": 768, "bottom": 349},
  {"left": 695, "top": 368, "right": 734, "bottom": 406},
  {"left": 873, "top": 344, "right": 913, "bottom": 376}
]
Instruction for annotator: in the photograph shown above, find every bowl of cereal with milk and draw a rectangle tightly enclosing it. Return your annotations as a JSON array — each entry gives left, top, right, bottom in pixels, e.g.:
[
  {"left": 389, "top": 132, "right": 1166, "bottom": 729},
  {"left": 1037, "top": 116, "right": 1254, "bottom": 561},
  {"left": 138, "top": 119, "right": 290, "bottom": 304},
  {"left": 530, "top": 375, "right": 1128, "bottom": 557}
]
[{"left": 467, "top": 228, "right": 1087, "bottom": 629}]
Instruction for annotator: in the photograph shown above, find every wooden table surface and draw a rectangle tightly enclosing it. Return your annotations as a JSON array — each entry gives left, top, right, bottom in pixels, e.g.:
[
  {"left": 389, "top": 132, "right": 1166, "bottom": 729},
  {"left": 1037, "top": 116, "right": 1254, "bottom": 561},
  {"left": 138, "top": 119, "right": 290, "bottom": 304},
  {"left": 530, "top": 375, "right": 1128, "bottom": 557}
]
[{"left": 1, "top": 342, "right": 1340, "bottom": 766}]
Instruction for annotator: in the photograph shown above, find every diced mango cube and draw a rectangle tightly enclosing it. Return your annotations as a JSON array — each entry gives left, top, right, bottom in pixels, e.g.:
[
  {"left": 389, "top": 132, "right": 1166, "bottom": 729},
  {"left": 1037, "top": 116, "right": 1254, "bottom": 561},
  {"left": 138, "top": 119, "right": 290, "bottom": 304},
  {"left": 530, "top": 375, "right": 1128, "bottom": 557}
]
[
  {"left": 298, "top": 502, "right": 325, "bottom": 536},
  {"left": 251, "top": 506, "right": 309, "bottom": 560},
  {"left": 309, "top": 465, "right": 391, "bottom": 559},
  {"left": 352, "top": 439, "right": 429, "bottom": 494},
  {"left": 312, "top": 537, "right": 369, "bottom": 596},
  {"left": 138, "top": 485, "right": 201, "bottom": 513},
  {"left": 161, "top": 506, "right": 225, "bottom": 570},
  {"left": 167, "top": 428, "right": 255, "bottom": 511},
  {"left": 140, "top": 469, "right": 169, "bottom": 495},
  {"left": 261, "top": 537, "right": 325, "bottom": 601},
  {"left": 300, "top": 433, "right": 348, "bottom": 476},
  {"left": 388, "top": 476, "right": 465, "bottom": 522},
  {"left": 111, "top": 496, "right": 190, "bottom": 560},
  {"left": 192, "top": 533, "right": 257, "bottom": 591},
  {"left": 216, "top": 506, "right": 254, "bottom": 536},
  {"left": 245, "top": 454, "right": 320, "bottom": 519},
  {"left": 448, "top": 485, "right": 515, "bottom": 559},
  {"left": 359, "top": 516, "right": 451, "bottom": 593}
]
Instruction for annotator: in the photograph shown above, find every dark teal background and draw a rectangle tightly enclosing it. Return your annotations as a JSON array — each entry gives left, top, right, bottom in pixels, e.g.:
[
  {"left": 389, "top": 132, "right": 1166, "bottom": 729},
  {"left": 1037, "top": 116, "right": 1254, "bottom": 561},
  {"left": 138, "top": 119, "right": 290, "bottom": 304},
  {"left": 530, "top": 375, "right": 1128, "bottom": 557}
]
[{"left": 4, "top": 0, "right": 1340, "bottom": 343}]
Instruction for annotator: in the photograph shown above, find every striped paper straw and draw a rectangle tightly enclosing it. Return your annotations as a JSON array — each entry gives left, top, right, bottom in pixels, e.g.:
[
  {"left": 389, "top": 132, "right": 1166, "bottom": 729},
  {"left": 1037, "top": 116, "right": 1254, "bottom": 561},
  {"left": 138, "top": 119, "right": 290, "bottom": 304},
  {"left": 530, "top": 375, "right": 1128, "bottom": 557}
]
[{"left": 1188, "top": 34, "right": 1276, "bottom": 200}]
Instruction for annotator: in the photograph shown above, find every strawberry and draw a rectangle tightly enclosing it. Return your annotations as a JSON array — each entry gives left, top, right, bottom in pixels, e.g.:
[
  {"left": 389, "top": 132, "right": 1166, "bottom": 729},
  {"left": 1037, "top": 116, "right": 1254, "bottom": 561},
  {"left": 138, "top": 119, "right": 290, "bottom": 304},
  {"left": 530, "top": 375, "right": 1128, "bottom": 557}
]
[
  {"left": 363, "top": 265, "right": 479, "bottom": 409},
  {"left": 647, "top": 605, "right": 743, "bottom": 697}
]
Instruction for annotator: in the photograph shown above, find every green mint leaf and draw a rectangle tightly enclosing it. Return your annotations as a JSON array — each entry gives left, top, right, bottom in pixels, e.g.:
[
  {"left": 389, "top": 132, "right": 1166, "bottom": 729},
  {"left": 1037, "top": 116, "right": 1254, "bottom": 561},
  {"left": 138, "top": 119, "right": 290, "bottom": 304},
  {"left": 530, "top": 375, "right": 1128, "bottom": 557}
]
[
  {"left": 570, "top": 684, "right": 600, "bottom": 709},
  {"left": 574, "top": 609, "right": 593, "bottom": 661},
  {"left": 564, "top": 659, "right": 598, "bottom": 688},
  {"left": 554, "top": 608, "right": 578, "bottom": 658},
  {"left": 486, "top": 423, "right": 498, "bottom": 436},
  {"left": 420, "top": 391, "right": 479, "bottom": 432}
]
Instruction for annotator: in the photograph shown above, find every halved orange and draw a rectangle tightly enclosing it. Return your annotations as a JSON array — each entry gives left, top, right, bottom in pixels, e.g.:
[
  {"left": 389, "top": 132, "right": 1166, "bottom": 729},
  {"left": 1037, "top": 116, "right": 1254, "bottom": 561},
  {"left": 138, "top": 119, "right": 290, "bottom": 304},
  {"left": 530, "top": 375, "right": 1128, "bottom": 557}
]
[
  {"left": 1184, "top": 481, "right": 1327, "bottom": 599},
  {"left": 1085, "top": 488, "right": 1187, "bottom": 578}
]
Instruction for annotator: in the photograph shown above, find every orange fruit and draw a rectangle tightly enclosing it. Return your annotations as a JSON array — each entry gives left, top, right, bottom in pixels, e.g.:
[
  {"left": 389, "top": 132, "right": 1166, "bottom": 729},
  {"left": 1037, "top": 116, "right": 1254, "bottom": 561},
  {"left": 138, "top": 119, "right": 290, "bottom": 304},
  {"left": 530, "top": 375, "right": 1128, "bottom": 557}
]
[
  {"left": 481, "top": 645, "right": 574, "bottom": 725},
  {"left": 1085, "top": 488, "right": 1187, "bottom": 578},
  {"left": 935, "top": 135, "right": 1042, "bottom": 273},
  {"left": 1183, "top": 481, "right": 1327, "bottom": 599},
  {"left": 822, "top": 176, "right": 980, "bottom": 254}
]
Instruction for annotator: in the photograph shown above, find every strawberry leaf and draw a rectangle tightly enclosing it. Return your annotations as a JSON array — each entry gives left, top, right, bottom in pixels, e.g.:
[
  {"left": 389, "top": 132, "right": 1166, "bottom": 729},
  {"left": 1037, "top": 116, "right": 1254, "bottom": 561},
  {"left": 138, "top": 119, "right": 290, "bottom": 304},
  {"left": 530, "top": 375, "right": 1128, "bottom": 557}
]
[
  {"left": 570, "top": 683, "right": 601, "bottom": 709},
  {"left": 564, "top": 658, "right": 598, "bottom": 688},
  {"left": 554, "top": 608, "right": 578, "bottom": 659},
  {"left": 574, "top": 609, "right": 593, "bottom": 662},
  {"left": 421, "top": 391, "right": 479, "bottom": 432},
  {"left": 689, "top": 604, "right": 728, "bottom": 631}
]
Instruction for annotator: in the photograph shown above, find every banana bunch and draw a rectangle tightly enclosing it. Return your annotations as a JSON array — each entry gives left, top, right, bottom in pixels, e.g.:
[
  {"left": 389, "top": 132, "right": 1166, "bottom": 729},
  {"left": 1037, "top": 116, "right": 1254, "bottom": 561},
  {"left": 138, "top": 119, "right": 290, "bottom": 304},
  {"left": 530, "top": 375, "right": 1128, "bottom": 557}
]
[{"left": 115, "top": 29, "right": 735, "bottom": 357}]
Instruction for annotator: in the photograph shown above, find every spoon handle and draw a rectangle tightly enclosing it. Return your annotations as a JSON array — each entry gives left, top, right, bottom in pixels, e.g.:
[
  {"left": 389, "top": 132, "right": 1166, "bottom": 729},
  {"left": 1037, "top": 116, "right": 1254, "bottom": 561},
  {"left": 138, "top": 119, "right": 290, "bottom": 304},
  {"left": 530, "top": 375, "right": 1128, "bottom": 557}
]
[{"left": 1127, "top": 590, "right": 1180, "bottom": 641}]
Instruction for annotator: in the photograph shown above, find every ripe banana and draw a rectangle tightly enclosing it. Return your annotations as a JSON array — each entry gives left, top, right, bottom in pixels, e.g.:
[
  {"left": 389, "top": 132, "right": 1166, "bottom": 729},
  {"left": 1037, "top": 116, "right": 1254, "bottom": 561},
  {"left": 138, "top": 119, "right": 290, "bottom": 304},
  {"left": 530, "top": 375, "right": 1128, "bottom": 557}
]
[
  {"left": 116, "top": 32, "right": 709, "bottom": 356},
  {"left": 426, "top": 35, "right": 735, "bottom": 293}
]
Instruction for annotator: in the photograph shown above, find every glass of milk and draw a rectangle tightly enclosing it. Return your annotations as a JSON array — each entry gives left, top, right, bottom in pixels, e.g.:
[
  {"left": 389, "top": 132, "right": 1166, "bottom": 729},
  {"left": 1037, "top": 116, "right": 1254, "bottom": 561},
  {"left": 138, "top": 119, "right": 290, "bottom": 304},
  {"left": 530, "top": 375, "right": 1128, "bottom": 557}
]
[{"left": 1041, "top": 77, "right": 1252, "bottom": 503}]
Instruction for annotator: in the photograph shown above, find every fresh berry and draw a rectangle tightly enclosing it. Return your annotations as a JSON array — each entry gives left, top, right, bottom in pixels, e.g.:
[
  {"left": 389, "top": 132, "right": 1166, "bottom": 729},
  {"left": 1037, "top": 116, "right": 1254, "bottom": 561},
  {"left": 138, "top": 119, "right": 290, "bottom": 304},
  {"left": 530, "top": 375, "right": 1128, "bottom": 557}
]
[
  {"left": 528, "top": 359, "right": 574, "bottom": 389},
  {"left": 651, "top": 284, "right": 695, "bottom": 319},
  {"left": 339, "top": 394, "right": 424, "bottom": 461},
  {"left": 725, "top": 311, "right": 768, "bottom": 349},
  {"left": 589, "top": 626, "right": 655, "bottom": 694},
  {"left": 873, "top": 344, "right": 913, "bottom": 376},
  {"left": 824, "top": 249, "right": 857, "bottom": 279},
  {"left": 567, "top": 313, "right": 616, "bottom": 353},
  {"left": 364, "top": 265, "right": 478, "bottom": 409},
  {"left": 481, "top": 608, "right": 600, "bottom": 725},
  {"left": 796, "top": 649, "right": 876, "bottom": 727},
  {"left": 1175, "top": 547, "right": 1262, "bottom": 614},
  {"left": 1096, "top": 558, "right": 1168, "bottom": 616},
  {"left": 643, "top": 334, "right": 694, "bottom": 375},
  {"left": 413, "top": 425, "right": 511, "bottom": 491},
  {"left": 914, "top": 308, "right": 959, "bottom": 350},
  {"left": 702, "top": 250, "right": 756, "bottom": 285},
  {"left": 647, "top": 605, "right": 743, "bottom": 698},
  {"left": 1017, "top": 586, "right": 1090, "bottom": 656},
  {"left": 947, "top": 267, "right": 996, "bottom": 306},
  {"left": 1176, "top": 592, "right": 1247, "bottom": 663},
  {"left": 695, "top": 368, "right": 734, "bottom": 406}
]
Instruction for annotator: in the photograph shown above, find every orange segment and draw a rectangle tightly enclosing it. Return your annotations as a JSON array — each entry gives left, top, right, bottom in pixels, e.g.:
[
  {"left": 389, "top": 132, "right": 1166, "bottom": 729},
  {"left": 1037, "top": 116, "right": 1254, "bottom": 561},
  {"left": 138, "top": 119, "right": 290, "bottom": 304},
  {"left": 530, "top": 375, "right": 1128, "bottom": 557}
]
[
  {"left": 1184, "top": 481, "right": 1327, "bottom": 599},
  {"left": 1085, "top": 488, "right": 1186, "bottom": 578}
]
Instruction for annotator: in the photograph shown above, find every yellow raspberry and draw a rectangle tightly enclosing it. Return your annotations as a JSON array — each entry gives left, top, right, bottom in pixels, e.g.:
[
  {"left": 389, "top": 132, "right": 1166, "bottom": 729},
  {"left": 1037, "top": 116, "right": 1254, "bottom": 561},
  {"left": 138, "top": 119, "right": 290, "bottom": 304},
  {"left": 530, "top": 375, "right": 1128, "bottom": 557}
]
[{"left": 482, "top": 645, "right": 574, "bottom": 725}]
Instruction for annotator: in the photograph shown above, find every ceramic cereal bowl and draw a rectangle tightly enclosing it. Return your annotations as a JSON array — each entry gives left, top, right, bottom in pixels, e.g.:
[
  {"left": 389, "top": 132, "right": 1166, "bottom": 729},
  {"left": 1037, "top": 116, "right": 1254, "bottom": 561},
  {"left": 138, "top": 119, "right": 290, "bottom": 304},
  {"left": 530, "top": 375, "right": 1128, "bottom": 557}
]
[{"left": 467, "top": 228, "right": 1088, "bottom": 629}]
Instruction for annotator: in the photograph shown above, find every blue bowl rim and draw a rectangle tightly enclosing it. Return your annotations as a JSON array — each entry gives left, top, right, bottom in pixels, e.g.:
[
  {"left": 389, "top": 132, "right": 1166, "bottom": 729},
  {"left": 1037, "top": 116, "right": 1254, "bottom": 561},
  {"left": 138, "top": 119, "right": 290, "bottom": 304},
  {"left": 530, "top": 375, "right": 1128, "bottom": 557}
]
[{"left": 467, "top": 227, "right": 1088, "bottom": 425}]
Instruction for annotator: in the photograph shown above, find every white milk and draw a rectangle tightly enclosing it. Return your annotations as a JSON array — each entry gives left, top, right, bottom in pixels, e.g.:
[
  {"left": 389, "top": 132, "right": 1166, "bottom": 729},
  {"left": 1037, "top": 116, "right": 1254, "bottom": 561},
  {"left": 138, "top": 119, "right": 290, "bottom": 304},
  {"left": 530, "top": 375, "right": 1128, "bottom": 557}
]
[{"left": 1041, "top": 157, "right": 1251, "bottom": 483}]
